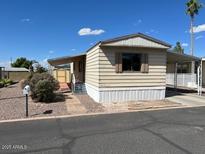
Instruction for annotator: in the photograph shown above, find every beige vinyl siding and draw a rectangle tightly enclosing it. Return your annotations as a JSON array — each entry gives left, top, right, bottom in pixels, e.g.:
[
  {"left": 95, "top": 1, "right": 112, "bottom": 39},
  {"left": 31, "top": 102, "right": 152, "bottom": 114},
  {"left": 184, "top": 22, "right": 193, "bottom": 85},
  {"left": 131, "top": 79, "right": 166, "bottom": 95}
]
[
  {"left": 99, "top": 46, "right": 167, "bottom": 88},
  {"left": 85, "top": 46, "right": 100, "bottom": 87},
  {"left": 103, "top": 37, "right": 169, "bottom": 49}
]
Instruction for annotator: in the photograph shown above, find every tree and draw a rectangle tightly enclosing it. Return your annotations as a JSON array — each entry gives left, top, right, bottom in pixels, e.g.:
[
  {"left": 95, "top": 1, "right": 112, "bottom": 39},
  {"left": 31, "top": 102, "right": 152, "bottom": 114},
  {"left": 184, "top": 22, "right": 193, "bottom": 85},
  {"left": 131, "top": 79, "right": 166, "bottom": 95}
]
[
  {"left": 186, "top": 0, "right": 202, "bottom": 56},
  {"left": 11, "top": 57, "right": 33, "bottom": 69},
  {"left": 173, "top": 42, "right": 184, "bottom": 54},
  {"left": 35, "top": 64, "right": 47, "bottom": 73}
]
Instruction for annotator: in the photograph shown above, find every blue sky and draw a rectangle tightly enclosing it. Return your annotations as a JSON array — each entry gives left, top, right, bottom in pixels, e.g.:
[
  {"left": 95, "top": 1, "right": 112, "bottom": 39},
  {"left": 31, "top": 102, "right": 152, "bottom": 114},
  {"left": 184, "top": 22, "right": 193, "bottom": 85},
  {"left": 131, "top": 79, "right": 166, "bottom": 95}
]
[{"left": 0, "top": 0, "right": 205, "bottom": 67}]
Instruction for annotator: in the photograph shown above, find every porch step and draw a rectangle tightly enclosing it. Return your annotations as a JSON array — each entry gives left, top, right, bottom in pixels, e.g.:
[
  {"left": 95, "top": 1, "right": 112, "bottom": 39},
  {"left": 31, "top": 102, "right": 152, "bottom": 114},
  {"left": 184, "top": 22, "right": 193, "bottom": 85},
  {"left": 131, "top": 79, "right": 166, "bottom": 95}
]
[{"left": 59, "top": 83, "right": 70, "bottom": 92}]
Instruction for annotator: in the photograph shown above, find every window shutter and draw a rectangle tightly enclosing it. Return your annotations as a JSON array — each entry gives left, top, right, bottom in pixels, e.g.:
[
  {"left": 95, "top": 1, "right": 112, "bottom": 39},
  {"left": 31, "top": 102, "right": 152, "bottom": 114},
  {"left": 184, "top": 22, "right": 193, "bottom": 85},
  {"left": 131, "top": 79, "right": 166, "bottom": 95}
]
[
  {"left": 118, "top": 53, "right": 122, "bottom": 73},
  {"left": 141, "top": 54, "right": 149, "bottom": 73},
  {"left": 115, "top": 53, "right": 122, "bottom": 73},
  {"left": 115, "top": 53, "right": 119, "bottom": 73}
]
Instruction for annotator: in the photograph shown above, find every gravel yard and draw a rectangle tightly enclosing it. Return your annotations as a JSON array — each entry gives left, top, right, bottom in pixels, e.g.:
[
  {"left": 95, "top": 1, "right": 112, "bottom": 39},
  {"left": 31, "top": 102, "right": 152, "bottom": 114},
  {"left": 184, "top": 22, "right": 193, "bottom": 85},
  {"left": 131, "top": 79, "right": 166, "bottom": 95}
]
[
  {"left": 0, "top": 83, "right": 183, "bottom": 121},
  {"left": 0, "top": 83, "right": 69, "bottom": 120}
]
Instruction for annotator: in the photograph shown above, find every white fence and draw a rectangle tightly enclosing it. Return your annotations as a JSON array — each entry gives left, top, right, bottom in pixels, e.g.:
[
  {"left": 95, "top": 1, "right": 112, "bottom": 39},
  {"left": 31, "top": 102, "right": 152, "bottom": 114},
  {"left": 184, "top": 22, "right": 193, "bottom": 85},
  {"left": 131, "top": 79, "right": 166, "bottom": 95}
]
[{"left": 166, "top": 73, "right": 197, "bottom": 88}]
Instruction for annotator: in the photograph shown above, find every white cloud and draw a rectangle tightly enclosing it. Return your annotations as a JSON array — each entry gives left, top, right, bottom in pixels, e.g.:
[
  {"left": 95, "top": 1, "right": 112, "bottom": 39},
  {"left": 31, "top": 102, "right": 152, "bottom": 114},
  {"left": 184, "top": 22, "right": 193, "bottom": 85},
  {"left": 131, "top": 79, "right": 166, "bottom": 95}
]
[
  {"left": 78, "top": 28, "right": 105, "bottom": 36},
  {"left": 182, "top": 43, "right": 188, "bottom": 47},
  {"left": 192, "top": 24, "right": 205, "bottom": 33},
  {"left": 145, "top": 29, "right": 159, "bottom": 34},
  {"left": 195, "top": 35, "right": 204, "bottom": 40},
  {"left": 49, "top": 50, "right": 54, "bottom": 54},
  {"left": 0, "top": 61, "right": 11, "bottom": 67},
  {"left": 39, "top": 58, "right": 49, "bottom": 68},
  {"left": 133, "top": 19, "right": 142, "bottom": 26},
  {"left": 21, "top": 18, "right": 31, "bottom": 22},
  {"left": 71, "top": 49, "right": 76, "bottom": 51}
]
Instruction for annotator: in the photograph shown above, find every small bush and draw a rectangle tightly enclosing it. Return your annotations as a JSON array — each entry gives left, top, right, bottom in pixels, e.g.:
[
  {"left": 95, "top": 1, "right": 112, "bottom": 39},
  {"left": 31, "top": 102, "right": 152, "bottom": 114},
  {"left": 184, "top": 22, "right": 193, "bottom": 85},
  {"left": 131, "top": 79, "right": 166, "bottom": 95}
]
[
  {"left": 35, "top": 80, "right": 55, "bottom": 102},
  {"left": 28, "top": 73, "right": 60, "bottom": 103},
  {"left": 0, "top": 81, "right": 4, "bottom": 88},
  {"left": 4, "top": 79, "right": 13, "bottom": 86},
  {"left": 0, "top": 79, "right": 13, "bottom": 87}
]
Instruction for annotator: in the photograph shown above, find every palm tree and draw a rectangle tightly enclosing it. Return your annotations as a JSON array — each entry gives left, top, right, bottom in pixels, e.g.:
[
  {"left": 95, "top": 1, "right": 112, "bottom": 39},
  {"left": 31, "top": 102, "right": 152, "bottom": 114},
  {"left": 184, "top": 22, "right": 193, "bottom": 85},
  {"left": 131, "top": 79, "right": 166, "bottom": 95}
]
[
  {"left": 186, "top": 0, "right": 202, "bottom": 56},
  {"left": 186, "top": 0, "right": 202, "bottom": 77},
  {"left": 173, "top": 42, "right": 184, "bottom": 54}
]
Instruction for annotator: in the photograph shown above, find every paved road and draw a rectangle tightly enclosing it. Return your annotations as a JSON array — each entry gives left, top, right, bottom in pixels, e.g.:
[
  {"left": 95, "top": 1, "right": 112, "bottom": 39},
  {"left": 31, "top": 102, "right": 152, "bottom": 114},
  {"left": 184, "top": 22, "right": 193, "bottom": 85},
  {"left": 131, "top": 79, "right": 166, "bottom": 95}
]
[{"left": 1, "top": 107, "right": 205, "bottom": 154}]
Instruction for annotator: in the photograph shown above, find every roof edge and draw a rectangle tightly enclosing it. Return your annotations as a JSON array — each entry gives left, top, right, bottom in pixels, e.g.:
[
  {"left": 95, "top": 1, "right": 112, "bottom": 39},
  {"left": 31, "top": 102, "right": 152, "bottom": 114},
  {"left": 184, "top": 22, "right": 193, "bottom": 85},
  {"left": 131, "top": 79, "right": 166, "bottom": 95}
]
[{"left": 167, "top": 50, "right": 201, "bottom": 61}]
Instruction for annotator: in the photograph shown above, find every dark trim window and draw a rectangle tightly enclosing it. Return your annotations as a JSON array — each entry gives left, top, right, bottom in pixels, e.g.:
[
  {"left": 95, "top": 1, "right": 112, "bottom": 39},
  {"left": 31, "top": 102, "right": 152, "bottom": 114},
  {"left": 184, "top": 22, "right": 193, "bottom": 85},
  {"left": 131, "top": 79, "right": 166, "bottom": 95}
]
[{"left": 122, "top": 53, "right": 141, "bottom": 72}]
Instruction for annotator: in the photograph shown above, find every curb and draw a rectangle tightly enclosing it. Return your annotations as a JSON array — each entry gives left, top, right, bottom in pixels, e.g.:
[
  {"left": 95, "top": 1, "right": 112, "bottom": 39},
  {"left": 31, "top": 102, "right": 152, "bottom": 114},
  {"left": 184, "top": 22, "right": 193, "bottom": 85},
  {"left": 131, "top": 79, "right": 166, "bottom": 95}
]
[{"left": 0, "top": 105, "right": 205, "bottom": 124}]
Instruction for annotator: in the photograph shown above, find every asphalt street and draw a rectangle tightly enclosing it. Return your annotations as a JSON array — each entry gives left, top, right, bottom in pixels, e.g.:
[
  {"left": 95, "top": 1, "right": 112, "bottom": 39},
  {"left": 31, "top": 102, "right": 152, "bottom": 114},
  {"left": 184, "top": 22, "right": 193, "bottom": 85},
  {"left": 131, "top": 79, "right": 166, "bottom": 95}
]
[{"left": 1, "top": 107, "right": 205, "bottom": 154}]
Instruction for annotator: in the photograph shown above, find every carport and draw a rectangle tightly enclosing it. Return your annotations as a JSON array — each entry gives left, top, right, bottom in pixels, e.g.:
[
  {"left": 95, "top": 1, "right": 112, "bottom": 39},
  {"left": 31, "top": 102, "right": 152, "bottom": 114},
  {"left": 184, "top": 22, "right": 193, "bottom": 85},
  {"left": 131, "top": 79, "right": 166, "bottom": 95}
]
[{"left": 166, "top": 51, "right": 203, "bottom": 96}]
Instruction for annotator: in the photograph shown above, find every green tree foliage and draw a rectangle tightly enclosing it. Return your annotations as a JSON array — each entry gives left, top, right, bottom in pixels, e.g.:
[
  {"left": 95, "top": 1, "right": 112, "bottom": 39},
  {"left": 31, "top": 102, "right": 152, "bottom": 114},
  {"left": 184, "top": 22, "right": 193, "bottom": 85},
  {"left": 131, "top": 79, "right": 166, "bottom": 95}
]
[
  {"left": 186, "top": 0, "right": 202, "bottom": 18},
  {"left": 35, "top": 64, "right": 47, "bottom": 73},
  {"left": 173, "top": 42, "right": 184, "bottom": 54},
  {"left": 11, "top": 57, "right": 33, "bottom": 69}
]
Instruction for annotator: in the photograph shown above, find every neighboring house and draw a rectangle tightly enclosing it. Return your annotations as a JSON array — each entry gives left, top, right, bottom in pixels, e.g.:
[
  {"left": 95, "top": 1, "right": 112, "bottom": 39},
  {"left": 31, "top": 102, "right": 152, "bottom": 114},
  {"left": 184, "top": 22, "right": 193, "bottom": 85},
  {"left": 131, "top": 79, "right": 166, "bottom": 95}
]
[
  {"left": 48, "top": 33, "right": 201, "bottom": 103},
  {"left": 3, "top": 67, "right": 30, "bottom": 82}
]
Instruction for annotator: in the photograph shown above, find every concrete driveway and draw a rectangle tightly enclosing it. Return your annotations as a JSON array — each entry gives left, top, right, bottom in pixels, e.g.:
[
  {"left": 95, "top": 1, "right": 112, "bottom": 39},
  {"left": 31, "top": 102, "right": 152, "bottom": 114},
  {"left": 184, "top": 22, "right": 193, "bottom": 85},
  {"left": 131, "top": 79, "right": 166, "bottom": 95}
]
[{"left": 166, "top": 90, "right": 205, "bottom": 107}]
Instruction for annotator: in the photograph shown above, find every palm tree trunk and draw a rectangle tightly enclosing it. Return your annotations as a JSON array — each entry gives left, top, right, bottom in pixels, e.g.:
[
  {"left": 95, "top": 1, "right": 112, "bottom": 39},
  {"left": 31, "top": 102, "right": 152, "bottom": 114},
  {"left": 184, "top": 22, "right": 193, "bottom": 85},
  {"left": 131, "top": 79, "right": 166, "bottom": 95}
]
[
  {"left": 190, "top": 17, "right": 194, "bottom": 56},
  {"left": 190, "top": 17, "right": 195, "bottom": 86}
]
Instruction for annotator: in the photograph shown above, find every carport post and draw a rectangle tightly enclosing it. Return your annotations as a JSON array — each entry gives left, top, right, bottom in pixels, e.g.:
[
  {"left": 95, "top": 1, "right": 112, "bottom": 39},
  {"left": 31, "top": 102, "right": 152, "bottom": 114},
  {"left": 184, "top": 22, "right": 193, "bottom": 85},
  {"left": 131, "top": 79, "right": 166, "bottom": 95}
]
[{"left": 174, "top": 62, "right": 178, "bottom": 89}]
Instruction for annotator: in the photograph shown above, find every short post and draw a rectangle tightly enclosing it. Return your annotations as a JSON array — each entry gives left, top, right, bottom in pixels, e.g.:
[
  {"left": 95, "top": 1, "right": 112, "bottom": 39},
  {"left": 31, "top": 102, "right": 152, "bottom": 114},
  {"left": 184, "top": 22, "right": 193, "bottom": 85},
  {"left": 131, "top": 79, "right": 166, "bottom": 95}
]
[
  {"left": 26, "top": 94, "right": 28, "bottom": 117},
  {"left": 23, "top": 85, "right": 30, "bottom": 117}
]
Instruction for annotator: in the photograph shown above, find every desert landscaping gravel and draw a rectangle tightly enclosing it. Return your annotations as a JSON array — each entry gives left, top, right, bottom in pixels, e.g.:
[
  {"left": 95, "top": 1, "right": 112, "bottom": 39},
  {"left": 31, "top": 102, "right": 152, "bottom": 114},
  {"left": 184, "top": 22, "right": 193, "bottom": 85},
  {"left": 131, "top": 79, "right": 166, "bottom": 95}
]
[
  {"left": 0, "top": 83, "right": 69, "bottom": 120},
  {"left": 0, "top": 83, "right": 183, "bottom": 121}
]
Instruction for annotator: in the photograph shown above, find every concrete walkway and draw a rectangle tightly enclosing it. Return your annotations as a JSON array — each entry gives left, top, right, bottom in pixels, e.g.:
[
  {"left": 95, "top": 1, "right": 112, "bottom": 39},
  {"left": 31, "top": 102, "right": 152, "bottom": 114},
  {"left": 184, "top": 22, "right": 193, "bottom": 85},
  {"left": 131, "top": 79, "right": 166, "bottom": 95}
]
[{"left": 166, "top": 92, "right": 205, "bottom": 107}]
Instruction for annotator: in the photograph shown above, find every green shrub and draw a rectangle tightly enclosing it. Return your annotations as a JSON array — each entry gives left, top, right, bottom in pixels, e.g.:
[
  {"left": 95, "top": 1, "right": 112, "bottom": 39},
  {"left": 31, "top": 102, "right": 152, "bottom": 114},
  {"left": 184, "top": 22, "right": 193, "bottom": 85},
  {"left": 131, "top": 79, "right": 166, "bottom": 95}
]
[
  {"left": 0, "top": 79, "right": 13, "bottom": 87},
  {"left": 0, "top": 81, "right": 4, "bottom": 88},
  {"left": 28, "top": 73, "right": 60, "bottom": 103},
  {"left": 4, "top": 79, "right": 13, "bottom": 86},
  {"left": 35, "top": 80, "right": 55, "bottom": 102}
]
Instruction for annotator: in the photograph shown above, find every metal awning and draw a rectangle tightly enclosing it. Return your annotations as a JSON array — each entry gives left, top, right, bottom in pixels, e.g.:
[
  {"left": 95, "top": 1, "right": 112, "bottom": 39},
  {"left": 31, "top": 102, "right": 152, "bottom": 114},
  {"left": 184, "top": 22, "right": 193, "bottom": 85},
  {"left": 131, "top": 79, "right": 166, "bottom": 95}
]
[
  {"left": 167, "top": 51, "right": 201, "bottom": 63},
  {"left": 47, "top": 53, "right": 86, "bottom": 66}
]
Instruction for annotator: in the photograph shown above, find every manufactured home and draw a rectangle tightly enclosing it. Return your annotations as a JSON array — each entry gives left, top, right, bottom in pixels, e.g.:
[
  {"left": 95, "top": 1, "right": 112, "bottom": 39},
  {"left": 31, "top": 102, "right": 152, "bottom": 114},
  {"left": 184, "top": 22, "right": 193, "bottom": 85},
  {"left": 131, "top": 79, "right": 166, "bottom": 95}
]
[{"left": 48, "top": 33, "right": 202, "bottom": 103}]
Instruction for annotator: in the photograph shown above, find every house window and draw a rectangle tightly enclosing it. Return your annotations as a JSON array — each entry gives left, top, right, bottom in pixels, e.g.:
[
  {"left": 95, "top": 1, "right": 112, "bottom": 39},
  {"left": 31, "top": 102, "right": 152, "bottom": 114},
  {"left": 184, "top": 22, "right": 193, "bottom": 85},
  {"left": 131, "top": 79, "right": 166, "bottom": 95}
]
[{"left": 122, "top": 53, "right": 141, "bottom": 72}]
